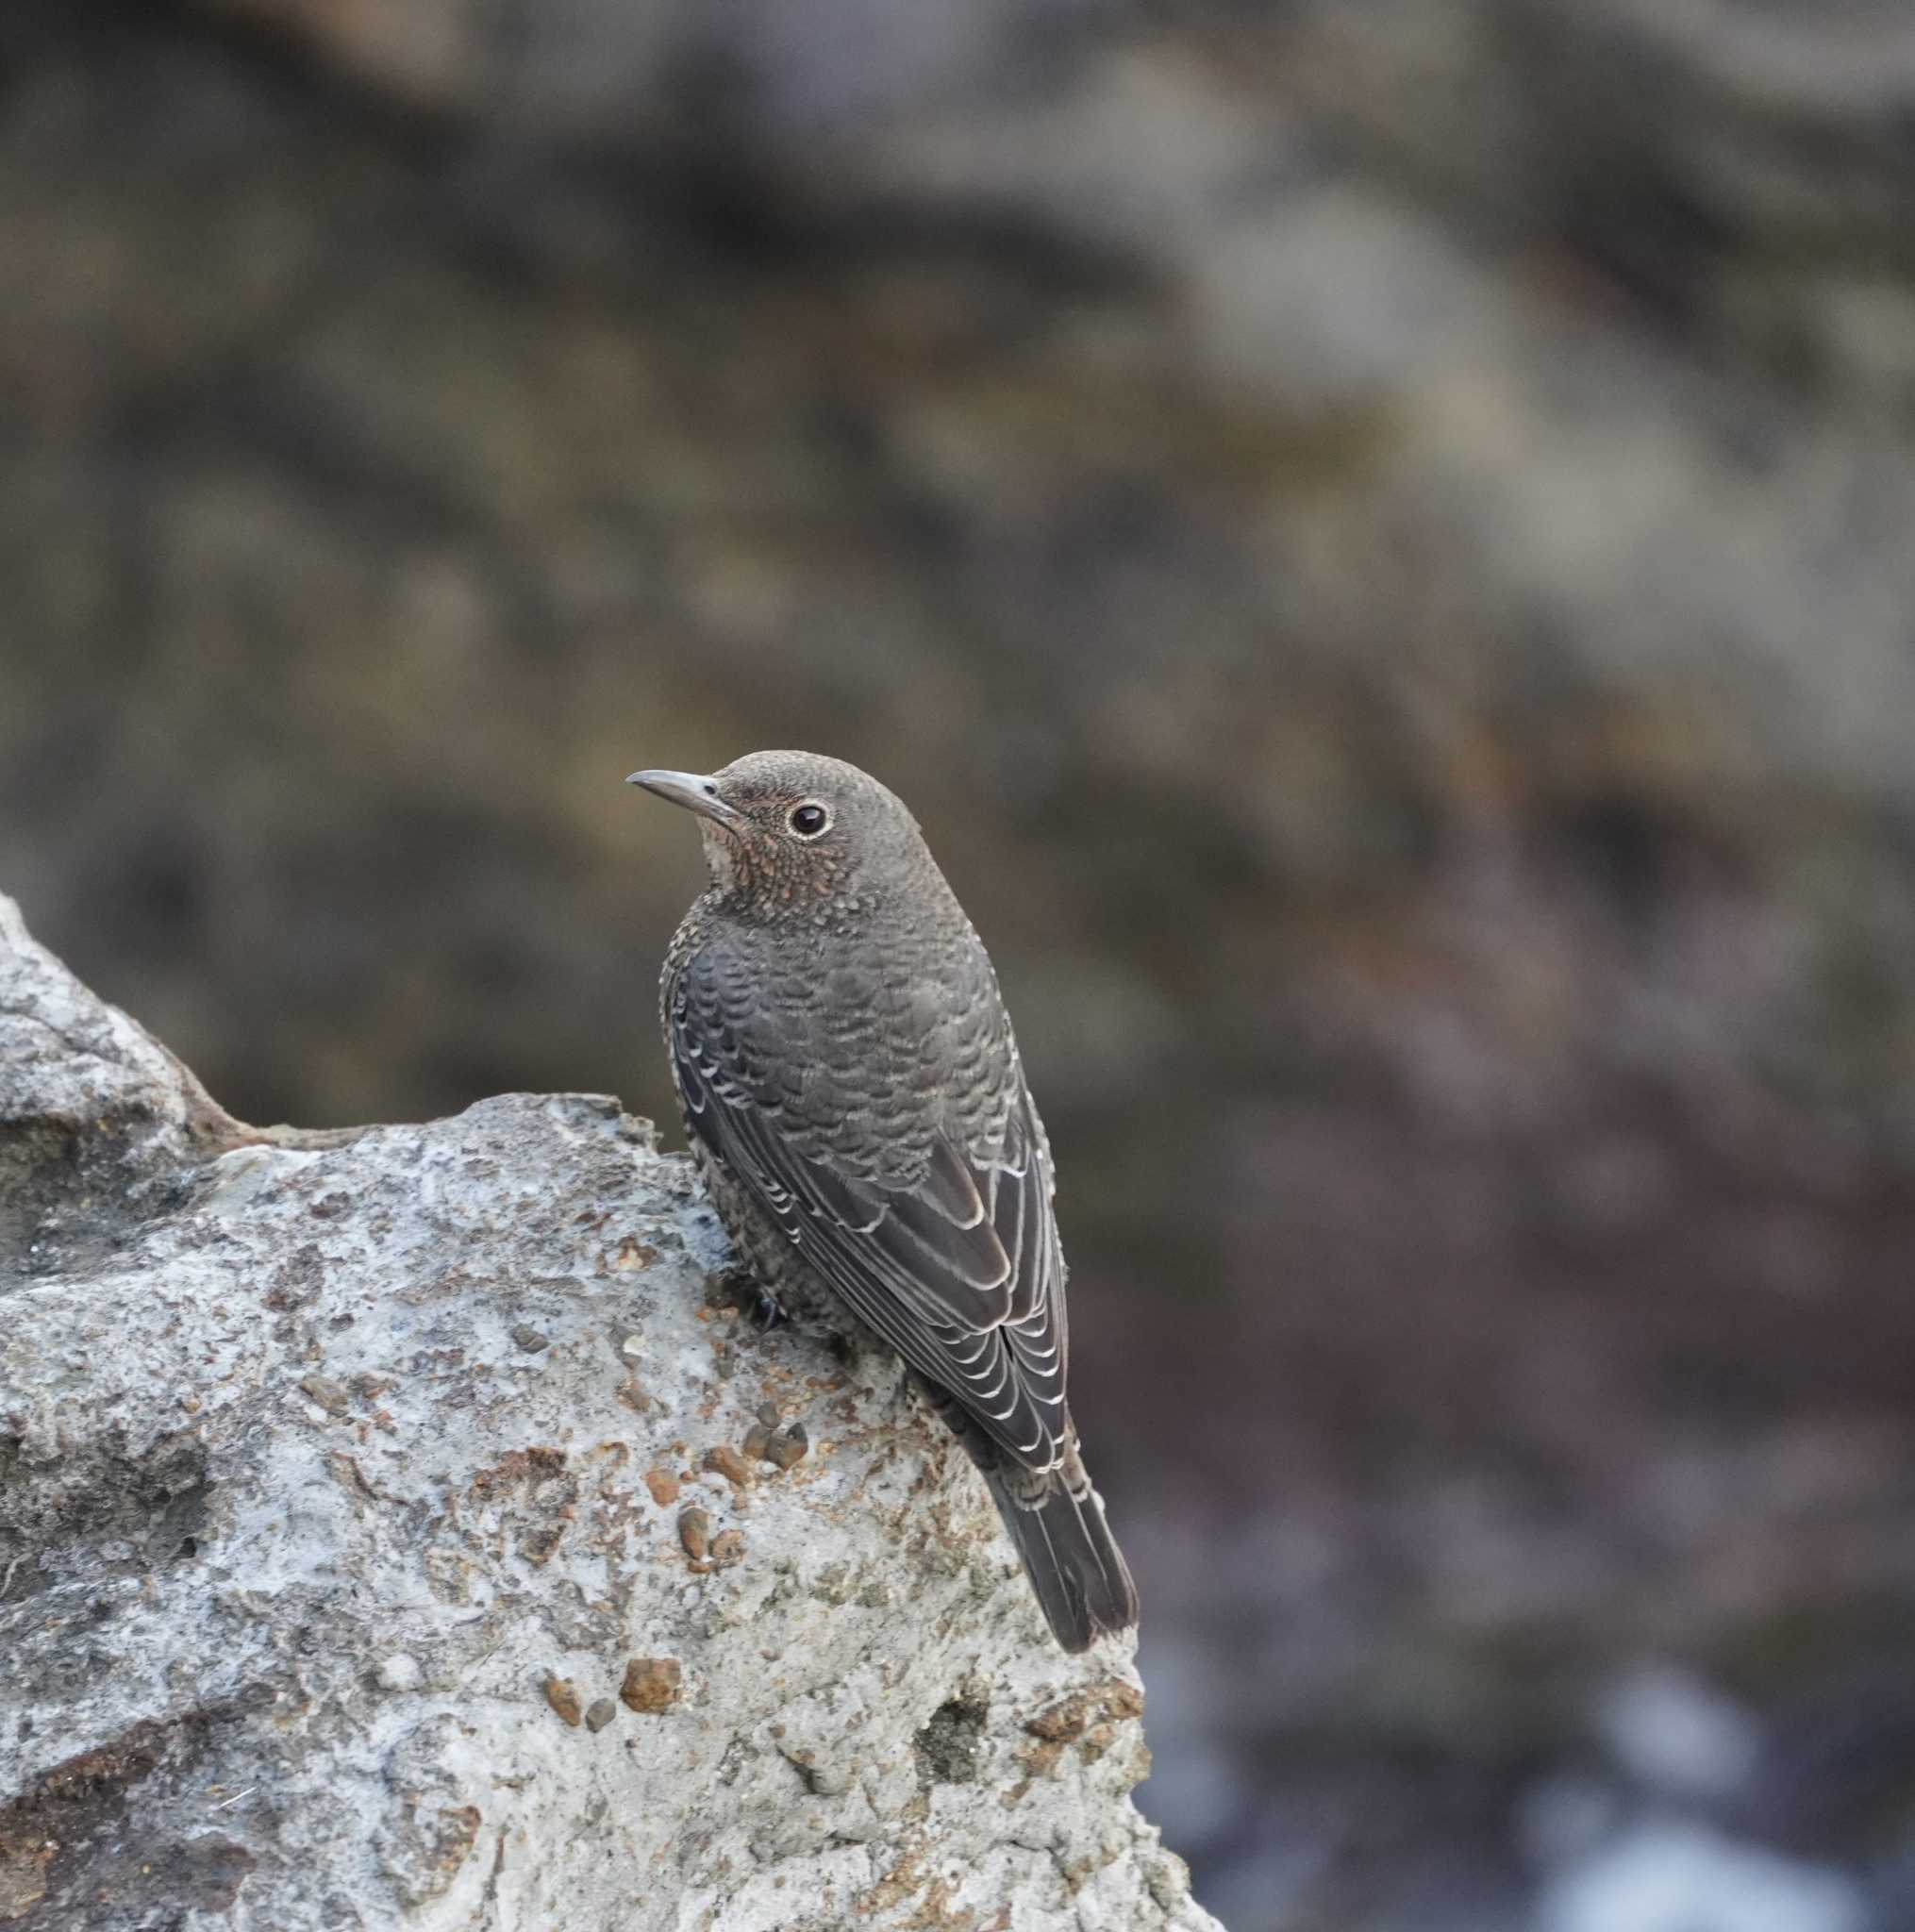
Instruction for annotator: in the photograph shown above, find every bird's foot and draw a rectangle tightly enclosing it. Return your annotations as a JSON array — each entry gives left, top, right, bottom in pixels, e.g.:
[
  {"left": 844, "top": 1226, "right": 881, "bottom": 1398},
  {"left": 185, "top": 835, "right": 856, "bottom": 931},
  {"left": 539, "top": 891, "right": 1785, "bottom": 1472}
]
[{"left": 718, "top": 1268, "right": 787, "bottom": 1332}]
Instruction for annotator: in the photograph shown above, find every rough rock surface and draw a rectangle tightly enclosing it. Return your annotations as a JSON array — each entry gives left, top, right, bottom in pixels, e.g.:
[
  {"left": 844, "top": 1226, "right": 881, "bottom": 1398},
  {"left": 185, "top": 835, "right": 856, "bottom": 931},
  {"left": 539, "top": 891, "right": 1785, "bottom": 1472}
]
[{"left": 0, "top": 895, "right": 1218, "bottom": 1932}]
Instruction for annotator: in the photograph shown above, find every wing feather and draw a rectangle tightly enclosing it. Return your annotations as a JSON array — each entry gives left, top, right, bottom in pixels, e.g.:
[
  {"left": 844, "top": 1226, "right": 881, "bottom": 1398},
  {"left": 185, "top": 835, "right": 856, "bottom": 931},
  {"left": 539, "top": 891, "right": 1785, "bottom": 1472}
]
[{"left": 673, "top": 1010, "right": 1069, "bottom": 1475}]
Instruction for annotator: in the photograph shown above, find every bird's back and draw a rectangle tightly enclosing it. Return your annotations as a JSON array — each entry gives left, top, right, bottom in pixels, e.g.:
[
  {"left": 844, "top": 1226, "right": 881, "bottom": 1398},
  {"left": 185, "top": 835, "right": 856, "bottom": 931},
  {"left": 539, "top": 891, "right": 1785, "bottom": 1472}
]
[{"left": 664, "top": 886, "right": 1024, "bottom": 1187}]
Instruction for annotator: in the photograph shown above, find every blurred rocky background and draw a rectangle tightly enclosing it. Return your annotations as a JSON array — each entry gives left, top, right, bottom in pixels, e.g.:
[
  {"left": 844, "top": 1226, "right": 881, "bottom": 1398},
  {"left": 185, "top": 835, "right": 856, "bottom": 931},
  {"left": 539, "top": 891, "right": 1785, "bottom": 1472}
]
[{"left": 5, "top": 2, "right": 1915, "bottom": 1926}]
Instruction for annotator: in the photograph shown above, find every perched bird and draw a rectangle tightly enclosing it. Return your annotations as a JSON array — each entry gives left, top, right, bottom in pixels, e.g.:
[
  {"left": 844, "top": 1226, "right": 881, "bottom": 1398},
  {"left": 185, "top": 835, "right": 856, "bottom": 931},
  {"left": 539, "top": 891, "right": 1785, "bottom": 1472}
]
[{"left": 629, "top": 750, "right": 1139, "bottom": 1652}]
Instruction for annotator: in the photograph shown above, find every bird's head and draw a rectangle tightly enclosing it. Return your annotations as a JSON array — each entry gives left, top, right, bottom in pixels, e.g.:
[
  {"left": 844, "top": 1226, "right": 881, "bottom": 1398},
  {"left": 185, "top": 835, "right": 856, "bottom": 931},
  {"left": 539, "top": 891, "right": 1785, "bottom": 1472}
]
[{"left": 627, "top": 750, "right": 926, "bottom": 922}]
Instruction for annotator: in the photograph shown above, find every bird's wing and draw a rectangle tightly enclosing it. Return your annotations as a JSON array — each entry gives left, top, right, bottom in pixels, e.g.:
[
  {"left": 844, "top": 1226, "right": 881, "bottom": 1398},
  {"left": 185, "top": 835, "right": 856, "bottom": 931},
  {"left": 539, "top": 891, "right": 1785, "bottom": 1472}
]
[{"left": 674, "top": 1020, "right": 1070, "bottom": 1477}]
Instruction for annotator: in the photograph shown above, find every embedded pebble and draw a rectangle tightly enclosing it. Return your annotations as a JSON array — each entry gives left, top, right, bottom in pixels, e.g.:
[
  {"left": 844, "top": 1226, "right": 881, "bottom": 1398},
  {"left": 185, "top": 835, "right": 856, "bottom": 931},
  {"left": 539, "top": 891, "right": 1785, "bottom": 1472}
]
[
  {"left": 299, "top": 1374, "right": 351, "bottom": 1414},
  {"left": 543, "top": 1677, "right": 584, "bottom": 1727},
  {"left": 620, "top": 1657, "right": 683, "bottom": 1714},
  {"left": 678, "top": 1507, "right": 711, "bottom": 1563}
]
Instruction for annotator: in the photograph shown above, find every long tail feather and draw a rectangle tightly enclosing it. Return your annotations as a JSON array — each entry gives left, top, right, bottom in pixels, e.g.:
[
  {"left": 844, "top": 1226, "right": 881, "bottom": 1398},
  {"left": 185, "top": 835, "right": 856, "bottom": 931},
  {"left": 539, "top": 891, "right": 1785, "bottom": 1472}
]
[
  {"left": 918, "top": 1374, "right": 1139, "bottom": 1651},
  {"left": 986, "top": 1452, "right": 1139, "bottom": 1654}
]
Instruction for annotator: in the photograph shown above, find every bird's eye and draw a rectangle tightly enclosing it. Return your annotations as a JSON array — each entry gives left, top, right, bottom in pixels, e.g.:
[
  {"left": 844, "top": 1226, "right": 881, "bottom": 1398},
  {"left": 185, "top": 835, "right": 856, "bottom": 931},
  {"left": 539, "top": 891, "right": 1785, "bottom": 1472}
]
[{"left": 787, "top": 801, "right": 831, "bottom": 839}]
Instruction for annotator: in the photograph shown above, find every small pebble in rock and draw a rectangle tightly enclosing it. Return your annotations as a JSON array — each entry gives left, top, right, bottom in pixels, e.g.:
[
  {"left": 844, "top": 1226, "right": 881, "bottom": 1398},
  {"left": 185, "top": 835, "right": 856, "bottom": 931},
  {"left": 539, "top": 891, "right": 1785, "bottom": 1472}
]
[
  {"left": 678, "top": 1507, "right": 711, "bottom": 1563},
  {"left": 620, "top": 1657, "right": 682, "bottom": 1714},
  {"left": 543, "top": 1676, "right": 584, "bottom": 1727},
  {"left": 620, "top": 1332, "right": 644, "bottom": 1357},
  {"left": 702, "top": 1444, "right": 752, "bottom": 1488},
  {"left": 510, "top": 1324, "right": 549, "bottom": 1353},
  {"left": 376, "top": 1655, "right": 422, "bottom": 1691},
  {"left": 756, "top": 1401, "right": 782, "bottom": 1428},
  {"left": 764, "top": 1424, "right": 808, "bottom": 1471},
  {"left": 709, "top": 1529, "right": 746, "bottom": 1569},
  {"left": 586, "top": 1699, "right": 618, "bottom": 1733},
  {"left": 299, "top": 1374, "right": 351, "bottom": 1415},
  {"left": 742, "top": 1423, "right": 773, "bottom": 1462}
]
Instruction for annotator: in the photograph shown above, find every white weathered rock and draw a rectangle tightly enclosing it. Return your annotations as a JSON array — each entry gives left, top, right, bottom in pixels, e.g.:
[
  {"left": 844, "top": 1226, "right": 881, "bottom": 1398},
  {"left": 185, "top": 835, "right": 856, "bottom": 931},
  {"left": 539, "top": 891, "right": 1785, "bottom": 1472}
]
[{"left": 0, "top": 895, "right": 1219, "bottom": 1932}]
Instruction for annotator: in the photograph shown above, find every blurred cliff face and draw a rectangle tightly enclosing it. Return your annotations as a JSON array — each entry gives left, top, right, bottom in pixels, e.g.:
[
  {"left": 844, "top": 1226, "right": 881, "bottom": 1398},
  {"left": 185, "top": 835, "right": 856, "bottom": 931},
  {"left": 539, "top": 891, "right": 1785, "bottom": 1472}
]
[{"left": 5, "top": 3, "right": 1915, "bottom": 1925}]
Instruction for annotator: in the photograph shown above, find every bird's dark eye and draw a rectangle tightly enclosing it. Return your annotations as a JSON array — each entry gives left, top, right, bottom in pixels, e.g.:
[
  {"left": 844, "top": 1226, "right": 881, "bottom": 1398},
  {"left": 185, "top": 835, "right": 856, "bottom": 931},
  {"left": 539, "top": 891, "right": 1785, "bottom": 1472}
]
[{"left": 788, "top": 802, "right": 830, "bottom": 839}]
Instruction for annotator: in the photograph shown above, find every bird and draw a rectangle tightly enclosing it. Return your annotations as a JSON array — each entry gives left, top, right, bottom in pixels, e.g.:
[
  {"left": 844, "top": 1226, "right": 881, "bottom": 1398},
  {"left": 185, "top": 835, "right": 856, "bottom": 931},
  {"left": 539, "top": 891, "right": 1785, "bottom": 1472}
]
[{"left": 628, "top": 750, "right": 1139, "bottom": 1653}]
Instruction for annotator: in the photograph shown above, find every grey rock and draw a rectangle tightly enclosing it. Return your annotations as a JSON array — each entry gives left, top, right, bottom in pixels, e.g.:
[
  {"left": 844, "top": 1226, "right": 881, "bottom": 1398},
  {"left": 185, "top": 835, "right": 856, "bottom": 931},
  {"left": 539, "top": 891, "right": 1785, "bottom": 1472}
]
[
  {"left": 0, "top": 895, "right": 1219, "bottom": 1932},
  {"left": 0, "top": 892, "right": 220, "bottom": 1155}
]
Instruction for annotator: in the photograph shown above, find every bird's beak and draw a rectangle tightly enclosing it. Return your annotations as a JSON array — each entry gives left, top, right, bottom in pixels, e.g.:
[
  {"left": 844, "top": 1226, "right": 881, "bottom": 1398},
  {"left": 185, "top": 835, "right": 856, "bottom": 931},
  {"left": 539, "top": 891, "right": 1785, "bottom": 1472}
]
[{"left": 625, "top": 769, "right": 739, "bottom": 826}]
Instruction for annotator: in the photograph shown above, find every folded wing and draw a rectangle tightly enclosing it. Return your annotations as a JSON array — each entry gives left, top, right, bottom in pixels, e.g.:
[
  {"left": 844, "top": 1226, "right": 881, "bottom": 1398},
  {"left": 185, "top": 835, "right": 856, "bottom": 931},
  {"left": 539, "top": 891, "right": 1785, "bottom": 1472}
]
[{"left": 674, "top": 1027, "right": 1070, "bottom": 1476}]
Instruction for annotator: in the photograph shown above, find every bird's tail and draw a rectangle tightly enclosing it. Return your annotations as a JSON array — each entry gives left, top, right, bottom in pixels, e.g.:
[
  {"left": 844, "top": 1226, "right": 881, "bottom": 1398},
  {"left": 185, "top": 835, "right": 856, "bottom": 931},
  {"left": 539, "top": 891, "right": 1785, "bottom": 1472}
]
[{"left": 985, "top": 1441, "right": 1139, "bottom": 1655}]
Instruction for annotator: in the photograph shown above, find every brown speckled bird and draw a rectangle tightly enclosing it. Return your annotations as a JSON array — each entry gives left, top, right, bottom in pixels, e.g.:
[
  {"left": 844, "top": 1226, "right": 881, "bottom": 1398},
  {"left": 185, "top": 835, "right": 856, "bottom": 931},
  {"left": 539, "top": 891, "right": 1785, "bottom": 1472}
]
[{"left": 628, "top": 750, "right": 1138, "bottom": 1652}]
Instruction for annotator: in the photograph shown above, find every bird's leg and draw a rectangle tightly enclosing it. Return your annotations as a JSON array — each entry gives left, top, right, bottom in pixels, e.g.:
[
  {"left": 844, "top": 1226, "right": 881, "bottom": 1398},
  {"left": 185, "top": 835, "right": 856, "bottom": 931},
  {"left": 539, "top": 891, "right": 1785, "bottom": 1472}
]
[{"left": 717, "top": 1264, "right": 786, "bottom": 1332}]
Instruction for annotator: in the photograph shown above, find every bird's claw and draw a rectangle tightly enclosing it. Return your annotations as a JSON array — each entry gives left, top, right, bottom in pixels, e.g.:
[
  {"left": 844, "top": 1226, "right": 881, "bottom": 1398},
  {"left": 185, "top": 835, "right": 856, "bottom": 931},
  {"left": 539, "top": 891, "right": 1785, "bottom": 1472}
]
[{"left": 729, "top": 1273, "right": 787, "bottom": 1332}]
